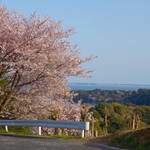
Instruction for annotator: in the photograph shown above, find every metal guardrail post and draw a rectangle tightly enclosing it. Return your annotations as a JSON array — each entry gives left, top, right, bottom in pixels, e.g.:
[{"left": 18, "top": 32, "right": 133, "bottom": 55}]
[
  {"left": 5, "top": 125, "right": 8, "bottom": 132},
  {"left": 81, "top": 130, "right": 85, "bottom": 138},
  {"left": 85, "top": 122, "right": 89, "bottom": 130},
  {"left": 39, "top": 126, "right": 42, "bottom": 135},
  {"left": 81, "top": 122, "right": 89, "bottom": 138}
]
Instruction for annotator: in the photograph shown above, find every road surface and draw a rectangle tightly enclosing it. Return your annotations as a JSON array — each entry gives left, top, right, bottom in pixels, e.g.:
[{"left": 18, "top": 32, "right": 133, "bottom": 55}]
[{"left": 0, "top": 134, "right": 125, "bottom": 150}]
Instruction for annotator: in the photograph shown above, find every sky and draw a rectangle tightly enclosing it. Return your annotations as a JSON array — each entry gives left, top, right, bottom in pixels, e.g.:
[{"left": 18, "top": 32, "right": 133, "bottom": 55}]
[{"left": 2, "top": 0, "right": 150, "bottom": 85}]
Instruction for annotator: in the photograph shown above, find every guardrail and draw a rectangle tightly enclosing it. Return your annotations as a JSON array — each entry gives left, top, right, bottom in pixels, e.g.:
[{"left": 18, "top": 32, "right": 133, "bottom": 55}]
[{"left": 0, "top": 120, "right": 89, "bottom": 138}]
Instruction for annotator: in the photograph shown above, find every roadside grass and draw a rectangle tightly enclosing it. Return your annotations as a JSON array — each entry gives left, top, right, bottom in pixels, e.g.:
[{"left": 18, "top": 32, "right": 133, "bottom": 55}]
[
  {"left": 109, "top": 127, "right": 150, "bottom": 150},
  {"left": 0, "top": 126, "right": 32, "bottom": 135}
]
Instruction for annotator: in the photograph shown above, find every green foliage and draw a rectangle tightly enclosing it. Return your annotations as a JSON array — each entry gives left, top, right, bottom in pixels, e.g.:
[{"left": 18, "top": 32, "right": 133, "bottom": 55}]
[
  {"left": 139, "top": 141, "right": 150, "bottom": 150},
  {"left": 0, "top": 79, "right": 9, "bottom": 87},
  {"left": 134, "top": 106, "right": 150, "bottom": 124},
  {"left": 94, "top": 103, "right": 133, "bottom": 132},
  {"left": 89, "top": 102, "right": 150, "bottom": 136},
  {"left": 109, "top": 134, "right": 140, "bottom": 149},
  {"left": 113, "top": 103, "right": 130, "bottom": 115},
  {"left": 108, "top": 115, "right": 128, "bottom": 133},
  {"left": 109, "top": 128, "right": 150, "bottom": 150},
  {"left": 95, "top": 102, "right": 114, "bottom": 117}
]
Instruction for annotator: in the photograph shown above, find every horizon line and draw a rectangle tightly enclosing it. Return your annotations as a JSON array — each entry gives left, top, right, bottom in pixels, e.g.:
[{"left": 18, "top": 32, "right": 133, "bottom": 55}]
[{"left": 68, "top": 82, "right": 150, "bottom": 86}]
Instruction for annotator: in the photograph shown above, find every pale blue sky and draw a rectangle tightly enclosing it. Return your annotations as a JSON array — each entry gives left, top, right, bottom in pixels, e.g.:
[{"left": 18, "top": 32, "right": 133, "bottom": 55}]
[{"left": 2, "top": 0, "right": 150, "bottom": 84}]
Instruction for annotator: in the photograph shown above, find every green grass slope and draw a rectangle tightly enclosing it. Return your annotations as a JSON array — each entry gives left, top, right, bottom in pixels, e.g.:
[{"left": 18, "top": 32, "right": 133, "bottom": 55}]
[{"left": 109, "top": 127, "right": 150, "bottom": 150}]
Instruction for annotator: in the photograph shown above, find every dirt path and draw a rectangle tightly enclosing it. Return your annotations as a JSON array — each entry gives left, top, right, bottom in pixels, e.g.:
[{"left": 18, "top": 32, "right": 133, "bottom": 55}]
[{"left": 0, "top": 134, "right": 126, "bottom": 150}]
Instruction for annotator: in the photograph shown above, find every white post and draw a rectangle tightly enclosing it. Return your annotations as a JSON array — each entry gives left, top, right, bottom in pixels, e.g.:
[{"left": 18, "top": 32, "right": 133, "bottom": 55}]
[
  {"left": 39, "top": 126, "right": 42, "bottom": 135},
  {"left": 81, "top": 130, "right": 85, "bottom": 138},
  {"left": 5, "top": 125, "right": 8, "bottom": 132},
  {"left": 85, "top": 122, "right": 89, "bottom": 130}
]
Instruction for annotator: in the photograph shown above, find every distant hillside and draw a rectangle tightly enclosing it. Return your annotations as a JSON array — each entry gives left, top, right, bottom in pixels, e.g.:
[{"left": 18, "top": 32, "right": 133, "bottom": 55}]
[{"left": 73, "top": 88, "right": 150, "bottom": 106}]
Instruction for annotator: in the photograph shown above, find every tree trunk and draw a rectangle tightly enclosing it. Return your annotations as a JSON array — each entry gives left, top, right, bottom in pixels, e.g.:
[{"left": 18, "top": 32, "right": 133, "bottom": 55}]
[
  {"left": 132, "top": 114, "right": 136, "bottom": 130},
  {"left": 104, "top": 114, "right": 108, "bottom": 135},
  {"left": 91, "top": 119, "right": 94, "bottom": 137},
  {"left": 95, "top": 130, "right": 98, "bottom": 137}
]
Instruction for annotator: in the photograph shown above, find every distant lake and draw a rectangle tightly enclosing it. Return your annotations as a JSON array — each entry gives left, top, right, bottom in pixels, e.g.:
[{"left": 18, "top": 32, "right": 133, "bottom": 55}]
[{"left": 69, "top": 83, "right": 150, "bottom": 91}]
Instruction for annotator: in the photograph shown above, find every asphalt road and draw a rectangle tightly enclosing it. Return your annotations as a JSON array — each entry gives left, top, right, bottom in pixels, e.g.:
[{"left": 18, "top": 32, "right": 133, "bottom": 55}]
[{"left": 0, "top": 135, "right": 125, "bottom": 150}]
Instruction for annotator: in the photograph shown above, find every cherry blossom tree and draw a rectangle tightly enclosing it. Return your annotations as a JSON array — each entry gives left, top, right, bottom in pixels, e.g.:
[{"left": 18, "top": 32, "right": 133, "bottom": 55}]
[{"left": 0, "top": 6, "right": 94, "bottom": 119}]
